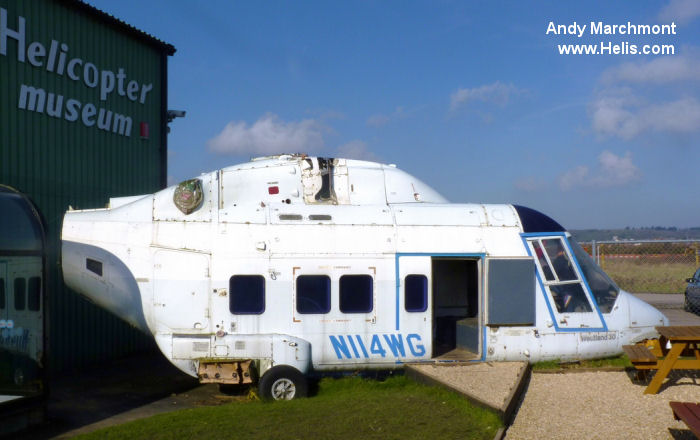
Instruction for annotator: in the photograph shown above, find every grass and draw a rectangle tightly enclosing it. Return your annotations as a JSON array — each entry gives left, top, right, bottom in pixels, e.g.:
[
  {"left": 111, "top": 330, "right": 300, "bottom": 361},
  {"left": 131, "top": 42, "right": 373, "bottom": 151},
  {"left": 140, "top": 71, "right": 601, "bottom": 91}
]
[
  {"left": 75, "top": 375, "right": 503, "bottom": 440},
  {"left": 532, "top": 355, "right": 632, "bottom": 370},
  {"left": 601, "top": 260, "right": 696, "bottom": 294}
]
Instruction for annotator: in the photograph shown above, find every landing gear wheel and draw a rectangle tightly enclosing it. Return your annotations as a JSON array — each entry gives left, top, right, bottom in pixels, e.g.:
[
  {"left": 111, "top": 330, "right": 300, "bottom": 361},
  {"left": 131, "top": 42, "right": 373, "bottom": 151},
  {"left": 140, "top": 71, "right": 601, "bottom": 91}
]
[{"left": 258, "top": 366, "right": 307, "bottom": 400}]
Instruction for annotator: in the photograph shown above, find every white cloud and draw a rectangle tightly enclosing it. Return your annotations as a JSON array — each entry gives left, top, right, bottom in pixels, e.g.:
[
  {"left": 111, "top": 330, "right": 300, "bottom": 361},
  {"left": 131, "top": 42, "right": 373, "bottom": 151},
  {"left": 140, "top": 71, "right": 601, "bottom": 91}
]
[
  {"left": 601, "top": 55, "right": 700, "bottom": 84},
  {"left": 514, "top": 176, "right": 547, "bottom": 192},
  {"left": 591, "top": 91, "right": 700, "bottom": 139},
  {"left": 335, "top": 140, "right": 380, "bottom": 161},
  {"left": 366, "top": 114, "right": 390, "bottom": 127},
  {"left": 208, "top": 113, "right": 325, "bottom": 155},
  {"left": 450, "top": 81, "right": 522, "bottom": 111},
  {"left": 558, "top": 166, "right": 590, "bottom": 191},
  {"left": 659, "top": 0, "right": 700, "bottom": 25},
  {"left": 558, "top": 151, "right": 640, "bottom": 191},
  {"left": 366, "top": 106, "right": 407, "bottom": 127}
]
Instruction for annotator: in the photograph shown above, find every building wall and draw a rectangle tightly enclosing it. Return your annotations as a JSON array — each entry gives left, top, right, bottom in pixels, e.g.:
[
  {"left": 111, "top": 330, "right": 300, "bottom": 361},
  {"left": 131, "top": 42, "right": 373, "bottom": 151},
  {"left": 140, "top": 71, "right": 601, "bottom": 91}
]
[{"left": 0, "top": 0, "right": 170, "bottom": 371}]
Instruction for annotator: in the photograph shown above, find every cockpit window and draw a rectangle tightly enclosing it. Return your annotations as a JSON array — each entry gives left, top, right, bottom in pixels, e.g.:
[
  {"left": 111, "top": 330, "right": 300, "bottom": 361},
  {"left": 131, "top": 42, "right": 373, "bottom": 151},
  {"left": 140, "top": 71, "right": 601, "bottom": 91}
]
[
  {"left": 528, "top": 237, "right": 593, "bottom": 314},
  {"left": 570, "top": 240, "right": 619, "bottom": 314},
  {"left": 531, "top": 241, "right": 555, "bottom": 281},
  {"left": 542, "top": 239, "right": 577, "bottom": 282}
]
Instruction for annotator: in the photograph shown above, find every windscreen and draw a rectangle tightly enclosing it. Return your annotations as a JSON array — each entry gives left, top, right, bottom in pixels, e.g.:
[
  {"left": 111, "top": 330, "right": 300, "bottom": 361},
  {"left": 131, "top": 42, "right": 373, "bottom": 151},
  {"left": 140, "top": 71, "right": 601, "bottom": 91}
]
[{"left": 570, "top": 240, "right": 620, "bottom": 313}]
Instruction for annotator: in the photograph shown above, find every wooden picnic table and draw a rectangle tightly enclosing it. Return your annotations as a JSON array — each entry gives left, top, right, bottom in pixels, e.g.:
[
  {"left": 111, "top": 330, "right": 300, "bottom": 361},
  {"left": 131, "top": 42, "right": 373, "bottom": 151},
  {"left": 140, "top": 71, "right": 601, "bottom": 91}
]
[
  {"left": 624, "top": 326, "right": 700, "bottom": 394},
  {"left": 670, "top": 401, "right": 700, "bottom": 437}
]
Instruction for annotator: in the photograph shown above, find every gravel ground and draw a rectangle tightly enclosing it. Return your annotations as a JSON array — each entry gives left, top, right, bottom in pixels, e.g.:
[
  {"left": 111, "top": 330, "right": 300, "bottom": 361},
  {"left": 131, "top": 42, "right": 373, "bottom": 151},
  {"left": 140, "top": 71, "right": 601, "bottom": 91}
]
[
  {"left": 506, "top": 371, "right": 700, "bottom": 440},
  {"left": 409, "top": 362, "right": 527, "bottom": 410}
]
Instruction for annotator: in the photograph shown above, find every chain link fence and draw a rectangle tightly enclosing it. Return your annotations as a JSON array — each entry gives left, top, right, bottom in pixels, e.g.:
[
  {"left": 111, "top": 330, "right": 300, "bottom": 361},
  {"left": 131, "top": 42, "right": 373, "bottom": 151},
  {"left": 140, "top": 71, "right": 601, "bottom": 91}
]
[{"left": 580, "top": 240, "right": 700, "bottom": 298}]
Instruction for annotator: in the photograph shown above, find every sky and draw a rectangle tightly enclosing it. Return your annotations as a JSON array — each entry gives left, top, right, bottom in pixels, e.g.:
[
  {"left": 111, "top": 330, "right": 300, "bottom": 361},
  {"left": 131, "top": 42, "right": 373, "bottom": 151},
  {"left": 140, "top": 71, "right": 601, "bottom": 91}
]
[{"left": 87, "top": 0, "right": 700, "bottom": 229}]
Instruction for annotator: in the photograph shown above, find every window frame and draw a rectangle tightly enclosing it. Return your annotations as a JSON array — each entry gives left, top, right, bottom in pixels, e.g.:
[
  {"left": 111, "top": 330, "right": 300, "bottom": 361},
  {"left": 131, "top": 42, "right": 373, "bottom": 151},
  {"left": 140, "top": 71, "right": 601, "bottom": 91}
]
[
  {"left": 14, "top": 277, "right": 26, "bottom": 311},
  {"left": 339, "top": 274, "right": 374, "bottom": 314},
  {"left": 404, "top": 274, "right": 428, "bottom": 312},
  {"left": 296, "top": 275, "right": 331, "bottom": 315},
  {"left": 27, "top": 276, "right": 41, "bottom": 312},
  {"left": 229, "top": 275, "right": 265, "bottom": 315},
  {"left": 528, "top": 237, "right": 595, "bottom": 314}
]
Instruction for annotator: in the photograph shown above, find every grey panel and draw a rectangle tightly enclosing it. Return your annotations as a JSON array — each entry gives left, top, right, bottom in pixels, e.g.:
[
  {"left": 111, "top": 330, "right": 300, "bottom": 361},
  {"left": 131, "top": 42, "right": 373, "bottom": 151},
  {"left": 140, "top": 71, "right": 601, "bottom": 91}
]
[
  {"left": 487, "top": 258, "right": 535, "bottom": 325},
  {"left": 456, "top": 317, "right": 479, "bottom": 351}
]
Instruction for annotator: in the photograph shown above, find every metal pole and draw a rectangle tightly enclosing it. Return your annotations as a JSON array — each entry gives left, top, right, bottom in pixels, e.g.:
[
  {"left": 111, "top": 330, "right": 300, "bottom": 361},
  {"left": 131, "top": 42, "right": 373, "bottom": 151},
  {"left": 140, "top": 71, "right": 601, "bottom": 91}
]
[{"left": 592, "top": 240, "right": 597, "bottom": 264}]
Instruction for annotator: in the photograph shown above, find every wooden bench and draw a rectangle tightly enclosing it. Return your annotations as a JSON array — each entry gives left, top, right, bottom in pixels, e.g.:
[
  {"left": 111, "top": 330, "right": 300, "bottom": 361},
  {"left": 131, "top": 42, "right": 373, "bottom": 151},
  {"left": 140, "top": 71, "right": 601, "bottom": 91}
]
[
  {"left": 670, "top": 402, "right": 700, "bottom": 437},
  {"left": 622, "top": 344, "right": 658, "bottom": 367}
]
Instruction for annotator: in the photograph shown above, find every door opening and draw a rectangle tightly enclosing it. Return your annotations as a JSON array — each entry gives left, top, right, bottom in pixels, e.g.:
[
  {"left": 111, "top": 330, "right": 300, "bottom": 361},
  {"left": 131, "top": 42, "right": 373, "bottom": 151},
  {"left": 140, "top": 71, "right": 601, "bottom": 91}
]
[{"left": 432, "top": 258, "right": 479, "bottom": 359}]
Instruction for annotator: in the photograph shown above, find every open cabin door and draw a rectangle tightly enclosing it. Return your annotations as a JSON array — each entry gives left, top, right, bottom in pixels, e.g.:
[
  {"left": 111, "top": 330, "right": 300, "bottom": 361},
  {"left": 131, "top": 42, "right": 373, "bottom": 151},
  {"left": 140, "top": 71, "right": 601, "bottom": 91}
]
[
  {"left": 523, "top": 236, "right": 605, "bottom": 331},
  {"left": 431, "top": 257, "right": 481, "bottom": 359}
]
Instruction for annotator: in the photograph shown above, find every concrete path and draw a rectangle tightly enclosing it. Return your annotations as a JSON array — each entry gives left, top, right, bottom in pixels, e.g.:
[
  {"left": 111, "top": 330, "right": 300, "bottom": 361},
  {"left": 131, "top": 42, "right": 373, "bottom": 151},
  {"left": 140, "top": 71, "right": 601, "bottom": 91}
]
[
  {"left": 406, "top": 361, "right": 529, "bottom": 424},
  {"left": 633, "top": 293, "right": 700, "bottom": 326}
]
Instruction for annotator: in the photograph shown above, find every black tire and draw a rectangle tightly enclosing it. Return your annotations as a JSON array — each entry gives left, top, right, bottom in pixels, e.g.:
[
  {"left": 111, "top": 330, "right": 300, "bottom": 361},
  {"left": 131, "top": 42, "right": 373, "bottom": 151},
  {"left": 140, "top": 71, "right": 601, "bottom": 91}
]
[{"left": 258, "top": 365, "right": 308, "bottom": 400}]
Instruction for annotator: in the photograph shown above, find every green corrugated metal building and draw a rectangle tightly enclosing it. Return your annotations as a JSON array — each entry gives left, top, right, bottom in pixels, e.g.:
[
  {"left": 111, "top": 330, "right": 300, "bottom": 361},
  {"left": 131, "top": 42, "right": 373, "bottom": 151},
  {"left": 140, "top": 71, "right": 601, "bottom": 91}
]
[{"left": 0, "top": 0, "right": 175, "bottom": 373}]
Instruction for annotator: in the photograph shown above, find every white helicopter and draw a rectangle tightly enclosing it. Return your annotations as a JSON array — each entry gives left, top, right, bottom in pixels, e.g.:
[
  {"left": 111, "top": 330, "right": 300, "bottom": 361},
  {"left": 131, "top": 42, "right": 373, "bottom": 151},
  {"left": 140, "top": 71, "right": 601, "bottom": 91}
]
[{"left": 61, "top": 155, "right": 667, "bottom": 400}]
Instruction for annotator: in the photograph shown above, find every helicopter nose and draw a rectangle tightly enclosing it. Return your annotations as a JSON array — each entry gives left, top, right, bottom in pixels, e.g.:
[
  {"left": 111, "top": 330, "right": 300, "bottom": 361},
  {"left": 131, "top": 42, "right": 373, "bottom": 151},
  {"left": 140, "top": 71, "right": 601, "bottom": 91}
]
[{"left": 625, "top": 290, "right": 668, "bottom": 328}]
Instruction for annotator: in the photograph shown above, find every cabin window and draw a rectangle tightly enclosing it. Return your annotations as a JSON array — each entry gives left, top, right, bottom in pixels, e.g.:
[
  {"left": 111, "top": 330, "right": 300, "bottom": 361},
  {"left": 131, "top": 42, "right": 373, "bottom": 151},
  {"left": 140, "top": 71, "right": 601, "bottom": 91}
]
[
  {"left": 0, "top": 279, "right": 5, "bottom": 310},
  {"left": 14, "top": 277, "right": 25, "bottom": 311},
  {"left": 229, "top": 275, "right": 265, "bottom": 314},
  {"left": 28, "top": 277, "right": 41, "bottom": 311},
  {"left": 296, "top": 275, "right": 331, "bottom": 314},
  {"left": 339, "top": 275, "right": 373, "bottom": 313},
  {"left": 405, "top": 274, "right": 428, "bottom": 312}
]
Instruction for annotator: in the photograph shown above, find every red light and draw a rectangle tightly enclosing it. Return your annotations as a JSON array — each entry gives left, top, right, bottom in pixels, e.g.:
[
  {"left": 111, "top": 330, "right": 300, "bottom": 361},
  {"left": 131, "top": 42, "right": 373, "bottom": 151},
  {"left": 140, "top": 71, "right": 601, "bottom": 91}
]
[
  {"left": 268, "top": 186, "right": 279, "bottom": 195},
  {"left": 140, "top": 122, "right": 149, "bottom": 139}
]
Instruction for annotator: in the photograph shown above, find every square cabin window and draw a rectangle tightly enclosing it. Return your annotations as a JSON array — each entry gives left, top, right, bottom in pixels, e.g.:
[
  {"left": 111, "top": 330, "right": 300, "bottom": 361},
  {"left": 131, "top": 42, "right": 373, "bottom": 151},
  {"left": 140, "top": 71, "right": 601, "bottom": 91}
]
[
  {"left": 0, "top": 279, "right": 5, "bottom": 310},
  {"left": 229, "top": 275, "right": 265, "bottom": 314},
  {"left": 339, "top": 275, "right": 373, "bottom": 313},
  {"left": 405, "top": 274, "right": 428, "bottom": 312},
  {"left": 14, "top": 278, "right": 25, "bottom": 311},
  {"left": 28, "top": 277, "right": 41, "bottom": 311},
  {"left": 296, "top": 275, "right": 331, "bottom": 314}
]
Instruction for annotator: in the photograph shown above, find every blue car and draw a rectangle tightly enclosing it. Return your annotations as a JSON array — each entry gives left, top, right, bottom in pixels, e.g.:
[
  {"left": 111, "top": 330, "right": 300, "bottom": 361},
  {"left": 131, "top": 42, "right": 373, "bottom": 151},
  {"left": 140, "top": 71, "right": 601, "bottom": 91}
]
[{"left": 684, "top": 268, "right": 700, "bottom": 313}]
